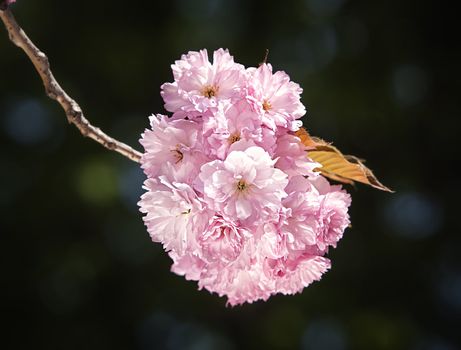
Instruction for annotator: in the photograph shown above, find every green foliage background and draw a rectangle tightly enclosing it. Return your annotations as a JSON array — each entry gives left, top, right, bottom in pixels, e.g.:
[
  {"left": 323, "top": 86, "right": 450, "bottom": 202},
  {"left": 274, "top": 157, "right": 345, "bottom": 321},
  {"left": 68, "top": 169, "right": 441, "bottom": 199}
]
[{"left": 1, "top": 1, "right": 459, "bottom": 349}]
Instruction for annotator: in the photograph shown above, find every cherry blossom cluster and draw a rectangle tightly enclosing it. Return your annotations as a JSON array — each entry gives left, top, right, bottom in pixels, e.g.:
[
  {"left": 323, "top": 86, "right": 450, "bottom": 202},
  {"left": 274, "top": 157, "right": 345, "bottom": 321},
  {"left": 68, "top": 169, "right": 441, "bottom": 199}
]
[{"left": 138, "top": 49, "right": 351, "bottom": 305}]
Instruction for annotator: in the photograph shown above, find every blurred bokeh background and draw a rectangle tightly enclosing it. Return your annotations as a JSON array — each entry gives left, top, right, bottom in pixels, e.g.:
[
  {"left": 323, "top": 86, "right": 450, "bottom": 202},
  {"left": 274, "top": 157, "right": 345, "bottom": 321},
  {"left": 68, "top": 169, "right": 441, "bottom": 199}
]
[{"left": 1, "top": 0, "right": 459, "bottom": 349}]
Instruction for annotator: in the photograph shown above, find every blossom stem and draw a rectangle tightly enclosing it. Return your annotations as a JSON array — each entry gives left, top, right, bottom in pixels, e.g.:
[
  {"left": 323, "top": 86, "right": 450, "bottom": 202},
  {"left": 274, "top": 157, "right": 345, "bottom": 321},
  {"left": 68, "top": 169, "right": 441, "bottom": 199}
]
[{"left": 0, "top": 8, "right": 142, "bottom": 163}]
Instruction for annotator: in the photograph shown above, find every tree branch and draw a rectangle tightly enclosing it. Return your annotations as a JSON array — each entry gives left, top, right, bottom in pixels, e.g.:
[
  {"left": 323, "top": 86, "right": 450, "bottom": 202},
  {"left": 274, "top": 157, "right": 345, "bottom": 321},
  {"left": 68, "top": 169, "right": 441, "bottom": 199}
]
[{"left": 0, "top": 8, "right": 142, "bottom": 163}]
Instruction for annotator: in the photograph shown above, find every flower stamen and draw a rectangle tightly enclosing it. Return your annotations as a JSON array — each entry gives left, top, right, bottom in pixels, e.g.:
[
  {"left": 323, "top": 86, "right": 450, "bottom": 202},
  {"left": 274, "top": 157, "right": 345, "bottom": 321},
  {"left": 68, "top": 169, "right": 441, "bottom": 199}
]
[
  {"left": 228, "top": 132, "right": 241, "bottom": 144},
  {"left": 202, "top": 85, "right": 218, "bottom": 98},
  {"left": 236, "top": 179, "right": 248, "bottom": 192},
  {"left": 171, "top": 145, "right": 184, "bottom": 164},
  {"left": 262, "top": 99, "right": 272, "bottom": 111}
]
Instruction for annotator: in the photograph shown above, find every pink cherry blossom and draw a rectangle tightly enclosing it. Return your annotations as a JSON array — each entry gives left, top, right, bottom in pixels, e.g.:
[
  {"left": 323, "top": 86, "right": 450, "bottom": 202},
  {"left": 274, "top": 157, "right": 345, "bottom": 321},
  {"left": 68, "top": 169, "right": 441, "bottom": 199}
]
[
  {"left": 274, "top": 132, "right": 320, "bottom": 178},
  {"left": 203, "top": 100, "right": 276, "bottom": 159},
  {"left": 312, "top": 176, "right": 352, "bottom": 251},
  {"left": 282, "top": 183, "right": 320, "bottom": 251},
  {"left": 199, "top": 215, "right": 251, "bottom": 265},
  {"left": 199, "top": 262, "right": 271, "bottom": 306},
  {"left": 139, "top": 177, "right": 211, "bottom": 256},
  {"left": 265, "top": 255, "right": 331, "bottom": 296},
  {"left": 246, "top": 63, "right": 305, "bottom": 131},
  {"left": 282, "top": 175, "right": 351, "bottom": 253},
  {"left": 169, "top": 251, "right": 207, "bottom": 281},
  {"left": 139, "top": 49, "right": 352, "bottom": 306},
  {"left": 199, "top": 146, "right": 288, "bottom": 223},
  {"left": 139, "top": 114, "right": 209, "bottom": 183},
  {"left": 161, "top": 49, "right": 244, "bottom": 116}
]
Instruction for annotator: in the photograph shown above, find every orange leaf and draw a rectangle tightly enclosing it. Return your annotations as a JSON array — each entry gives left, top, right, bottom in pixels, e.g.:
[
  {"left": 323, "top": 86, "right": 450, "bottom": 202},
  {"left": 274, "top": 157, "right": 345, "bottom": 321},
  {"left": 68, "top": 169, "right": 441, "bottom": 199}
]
[{"left": 295, "top": 128, "right": 393, "bottom": 192}]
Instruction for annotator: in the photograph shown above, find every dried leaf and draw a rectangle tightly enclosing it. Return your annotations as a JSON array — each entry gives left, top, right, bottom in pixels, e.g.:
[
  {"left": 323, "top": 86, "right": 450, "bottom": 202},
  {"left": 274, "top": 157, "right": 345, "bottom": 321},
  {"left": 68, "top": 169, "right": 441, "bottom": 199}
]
[{"left": 295, "top": 128, "right": 393, "bottom": 192}]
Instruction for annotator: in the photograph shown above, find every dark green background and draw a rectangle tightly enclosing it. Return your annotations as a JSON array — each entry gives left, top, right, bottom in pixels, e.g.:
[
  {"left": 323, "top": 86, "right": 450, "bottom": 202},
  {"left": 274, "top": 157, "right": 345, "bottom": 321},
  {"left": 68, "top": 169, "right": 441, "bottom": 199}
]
[{"left": 1, "top": 1, "right": 459, "bottom": 349}]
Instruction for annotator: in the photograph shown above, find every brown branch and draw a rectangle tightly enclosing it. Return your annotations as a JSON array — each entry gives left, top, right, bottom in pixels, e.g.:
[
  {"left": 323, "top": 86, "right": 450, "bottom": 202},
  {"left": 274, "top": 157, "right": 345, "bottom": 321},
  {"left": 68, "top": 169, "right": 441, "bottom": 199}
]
[
  {"left": 0, "top": 8, "right": 142, "bottom": 163},
  {"left": 259, "top": 49, "right": 270, "bottom": 66}
]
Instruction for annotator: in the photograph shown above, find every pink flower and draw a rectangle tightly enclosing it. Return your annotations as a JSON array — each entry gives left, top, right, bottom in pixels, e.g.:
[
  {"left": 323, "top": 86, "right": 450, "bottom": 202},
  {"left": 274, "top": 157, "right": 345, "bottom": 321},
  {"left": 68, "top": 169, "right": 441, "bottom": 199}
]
[
  {"left": 199, "top": 146, "right": 288, "bottom": 223},
  {"left": 274, "top": 132, "right": 320, "bottom": 178},
  {"left": 282, "top": 176, "right": 351, "bottom": 253},
  {"left": 199, "top": 215, "right": 251, "bottom": 265},
  {"left": 138, "top": 176, "right": 211, "bottom": 256},
  {"left": 210, "top": 268, "right": 272, "bottom": 306},
  {"left": 198, "top": 234, "right": 331, "bottom": 305},
  {"left": 282, "top": 176, "right": 321, "bottom": 251},
  {"left": 170, "top": 251, "right": 206, "bottom": 281},
  {"left": 173, "top": 232, "right": 271, "bottom": 306},
  {"left": 256, "top": 220, "right": 330, "bottom": 296},
  {"left": 161, "top": 49, "right": 244, "bottom": 116},
  {"left": 139, "top": 48, "right": 352, "bottom": 305},
  {"left": 246, "top": 63, "right": 305, "bottom": 131},
  {"left": 264, "top": 255, "right": 331, "bottom": 295},
  {"left": 198, "top": 248, "right": 273, "bottom": 306},
  {"left": 203, "top": 100, "right": 276, "bottom": 159},
  {"left": 313, "top": 176, "right": 352, "bottom": 251},
  {"left": 140, "top": 114, "right": 209, "bottom": 183}
]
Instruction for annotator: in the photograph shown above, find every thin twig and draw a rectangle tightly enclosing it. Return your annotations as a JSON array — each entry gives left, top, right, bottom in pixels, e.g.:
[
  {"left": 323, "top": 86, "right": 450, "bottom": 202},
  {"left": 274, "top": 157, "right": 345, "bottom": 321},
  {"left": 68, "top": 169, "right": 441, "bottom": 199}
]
[
  {"left": 259, "top": 49, "right": 269, "bottom": 66},
  {"left": 0, "top": 8, "right": 142, "bottom": 163}
]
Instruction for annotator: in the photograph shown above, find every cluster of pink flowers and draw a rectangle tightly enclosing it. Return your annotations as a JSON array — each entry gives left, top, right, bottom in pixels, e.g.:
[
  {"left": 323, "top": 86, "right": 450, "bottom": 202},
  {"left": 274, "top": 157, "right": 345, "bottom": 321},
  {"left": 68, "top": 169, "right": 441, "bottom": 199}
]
[{"left": 139, "top": 49, "right": 351, "bottom": 305}]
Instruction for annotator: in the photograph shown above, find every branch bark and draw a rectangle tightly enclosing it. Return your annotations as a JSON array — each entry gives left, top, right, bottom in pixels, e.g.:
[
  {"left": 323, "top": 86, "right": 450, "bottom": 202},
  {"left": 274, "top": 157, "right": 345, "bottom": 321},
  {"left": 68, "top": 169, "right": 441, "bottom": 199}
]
[{"left": 0, "top": 8, "right": 142, "bottom": 163}]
